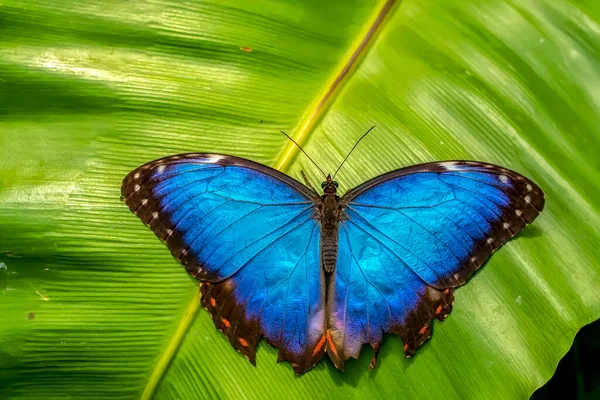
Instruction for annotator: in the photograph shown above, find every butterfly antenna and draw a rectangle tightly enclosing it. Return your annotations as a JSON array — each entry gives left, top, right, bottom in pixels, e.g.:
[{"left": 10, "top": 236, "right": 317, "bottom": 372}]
[
  {"left": 280, "top": 131, "right": 327, "bottom": 178},
  {"left": 332, "top": 125, "right": 375, "bottom": 179}
]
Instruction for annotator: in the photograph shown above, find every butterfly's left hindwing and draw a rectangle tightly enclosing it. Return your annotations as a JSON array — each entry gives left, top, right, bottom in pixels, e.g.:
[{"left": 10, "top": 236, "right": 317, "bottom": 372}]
[
  {"left": 122, "top": 154, "right": 326, "bottom": 373},
  {"left": 326, "top": 161, "right": 544, "bottom": 369}
]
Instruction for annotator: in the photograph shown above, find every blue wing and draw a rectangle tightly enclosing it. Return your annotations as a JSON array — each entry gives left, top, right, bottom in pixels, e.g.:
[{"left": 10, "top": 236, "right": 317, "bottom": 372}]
[
  {"left": 326, "top": 161, "right": 544, "bottom": 369},
  {"left": 122, "top": 154, "right": 326, "bottom": 373}
]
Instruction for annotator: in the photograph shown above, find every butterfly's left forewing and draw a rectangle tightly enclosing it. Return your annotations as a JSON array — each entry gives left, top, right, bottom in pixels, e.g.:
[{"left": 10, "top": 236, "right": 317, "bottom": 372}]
[
  {"left": 326, "top": 161, "right": 544, "bottom": 369},
  {"left": 122, "top": 154, "right": 326, "bottom": 373}
]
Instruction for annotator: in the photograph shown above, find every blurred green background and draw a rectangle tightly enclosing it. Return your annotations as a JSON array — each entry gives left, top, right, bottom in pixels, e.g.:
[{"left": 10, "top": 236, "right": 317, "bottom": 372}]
[{"left": 1, "top": 0, "right": 599, "bottom": 398}]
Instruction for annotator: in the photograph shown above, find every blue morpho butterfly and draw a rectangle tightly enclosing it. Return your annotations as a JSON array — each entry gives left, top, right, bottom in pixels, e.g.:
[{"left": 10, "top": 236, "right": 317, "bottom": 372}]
[{"left": 121, "top": 127, "right": 544, "bottom": 374}]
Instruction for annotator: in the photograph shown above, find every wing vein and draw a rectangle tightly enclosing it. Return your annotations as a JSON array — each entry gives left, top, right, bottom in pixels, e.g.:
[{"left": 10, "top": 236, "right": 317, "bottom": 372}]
[{"left": 344, "top": 214, "right": 446, "bottom": 285}]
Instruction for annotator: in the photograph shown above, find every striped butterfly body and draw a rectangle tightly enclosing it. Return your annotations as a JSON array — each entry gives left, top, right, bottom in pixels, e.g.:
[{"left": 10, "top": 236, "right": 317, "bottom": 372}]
[{"left": 122, "top": 154, "right": 544, "bottom": 374}]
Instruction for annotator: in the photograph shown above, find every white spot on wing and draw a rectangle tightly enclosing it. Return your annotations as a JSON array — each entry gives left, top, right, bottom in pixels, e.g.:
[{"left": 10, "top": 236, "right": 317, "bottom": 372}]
[
  {"left": 515, "top": 209, "right": 522, "bottom": 216},
  {"left": 134, "top": 184, "right": 140, "bottom": 192},
  {"left": 526, "top": 184, "right": 532, "bottom": 191},
  {"left": 442, "top": 161, "right": 462, "bottom": 171},
  {"left": 152, "top": 212, "right": 158, "bottom": 219},
  {"left": 204, "top": 154, "right": 225, "bottom": 164},
  {"left": 134, "top": 172, "right": 140, "bottom": 179},
  {"left": 503, "top": 222, "right": 510, "bottom": 229},
  {"left": 499, "top": 174, "right": 508, "bottom": 184},
  {"left": 524, "top": 195, "right": 531, "bottom": 203},
  {"left": 156, "top": 165, "right": 166, "bottom": 174},
  {"left": 141, "top": 199, "right": 148, "bottom": 205},
  {"left": 486, "top": 238, "right": 494, "bottom": 244}
]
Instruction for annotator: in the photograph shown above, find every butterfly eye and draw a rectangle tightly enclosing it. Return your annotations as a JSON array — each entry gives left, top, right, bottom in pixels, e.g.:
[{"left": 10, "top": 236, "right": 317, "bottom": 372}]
[
  {"left": 333, "top": 181, "right": 339, "bottom": 188},
  {"left": 321, "top": 182, "right": 327, "bottom": 188}
]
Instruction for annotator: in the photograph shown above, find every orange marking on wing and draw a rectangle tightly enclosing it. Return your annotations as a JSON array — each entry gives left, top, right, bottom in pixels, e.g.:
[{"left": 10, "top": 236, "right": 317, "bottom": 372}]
[
  {"left": 239, "top": 338, "right": 248, "bottom": 347},
  {"left": 403, "top": 344, "right": 409, "bottom": 351},
  {"left": 205, "top": 282, "right": 211, "bottom": 287},
  {"left": 326, "top": 330, "right": 338, "bottom": 356},
  {"left": 419, "top": 325, "right": 428, "bottom": 335},
  {"left": 369, "top": 356, "right": 377, "bottom": 370},
  {"left": 221, "top": 318, "right": 230, "bottom": 328},
  {"left": 210, "top": 298, "right": 216, "bottom": 307},
  {"left": 435, "top": 305, "right": 443, "bottom": 314},
  {"left": 444, "top": 288, "right": 450, "bottom": 294},
  {"left": 312, "top": 335, "right": 326, "bottom": 356}
]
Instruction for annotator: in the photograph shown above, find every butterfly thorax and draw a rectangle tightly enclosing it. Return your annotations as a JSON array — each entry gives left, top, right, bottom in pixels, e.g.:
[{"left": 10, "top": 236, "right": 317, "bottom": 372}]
[{"left": 320, "top": 174, "right": 341, "bottom": 273}]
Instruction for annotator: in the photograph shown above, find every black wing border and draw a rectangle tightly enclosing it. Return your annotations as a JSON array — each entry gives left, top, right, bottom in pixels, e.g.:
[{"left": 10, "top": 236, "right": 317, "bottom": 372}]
[
  {"left": 122, "top": 152, "right": 320, "bottom": 200},
  {"left": 342, "top": 160, "right": 545, "bottom": 202}
]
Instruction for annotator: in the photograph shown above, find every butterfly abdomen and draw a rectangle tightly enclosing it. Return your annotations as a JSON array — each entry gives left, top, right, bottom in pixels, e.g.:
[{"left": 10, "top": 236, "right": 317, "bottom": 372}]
[
  {"left": 321, "top": 230, "right": 338, "bottom": 273},
  {"left": 320, "top": 195, "right": 340, "bottom": 273}
]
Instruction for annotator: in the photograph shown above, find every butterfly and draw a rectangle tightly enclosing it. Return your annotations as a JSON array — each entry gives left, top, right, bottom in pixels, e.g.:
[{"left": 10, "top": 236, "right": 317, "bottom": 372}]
[{"left": 121, "top": 138, "right": 544, "bottom": 374}]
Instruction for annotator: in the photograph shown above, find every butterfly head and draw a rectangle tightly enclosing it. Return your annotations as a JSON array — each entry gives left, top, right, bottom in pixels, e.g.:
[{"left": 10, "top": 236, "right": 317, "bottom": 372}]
[{"left": 321, "top": 174, "right": 339, "bottom": 195}]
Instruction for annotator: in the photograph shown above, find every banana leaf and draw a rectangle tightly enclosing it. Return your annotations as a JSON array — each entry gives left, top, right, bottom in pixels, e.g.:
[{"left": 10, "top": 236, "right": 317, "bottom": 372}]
[{"left": 1, "top": 0, "right": 599, "bottom": 398}]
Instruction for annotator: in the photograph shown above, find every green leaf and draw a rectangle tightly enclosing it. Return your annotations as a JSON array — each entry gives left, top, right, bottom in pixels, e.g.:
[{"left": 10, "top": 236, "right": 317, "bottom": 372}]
[{"left": 1, "top": 0, "right": 599, "bottom": 399}]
